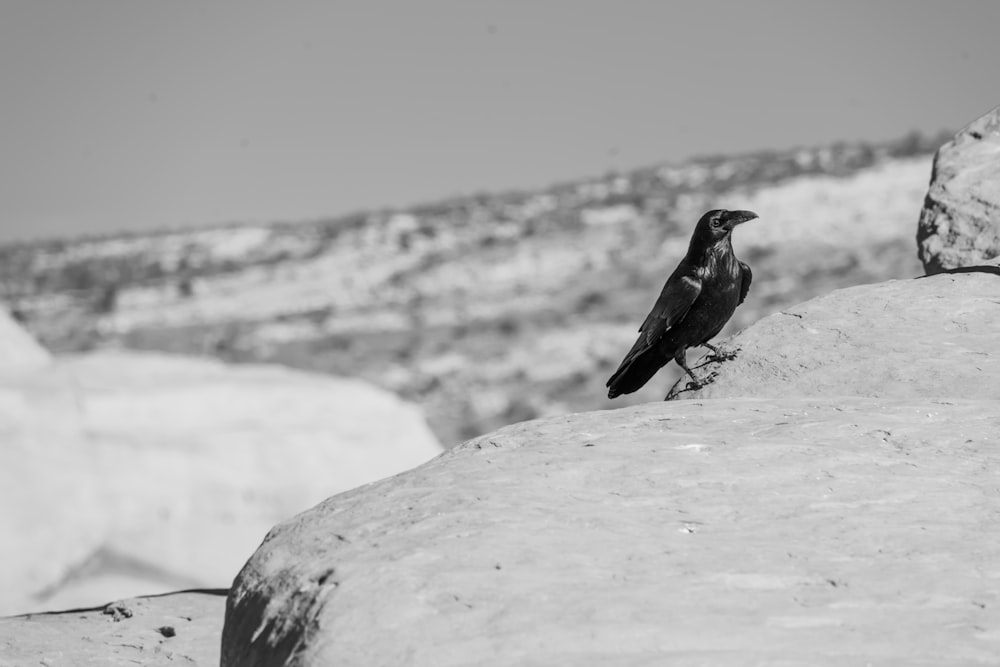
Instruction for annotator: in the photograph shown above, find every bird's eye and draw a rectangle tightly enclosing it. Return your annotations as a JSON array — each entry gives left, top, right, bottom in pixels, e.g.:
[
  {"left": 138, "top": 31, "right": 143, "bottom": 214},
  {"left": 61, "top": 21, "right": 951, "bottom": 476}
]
[{"left": 711, "top": 218, "right": 722, "bottom": 228}]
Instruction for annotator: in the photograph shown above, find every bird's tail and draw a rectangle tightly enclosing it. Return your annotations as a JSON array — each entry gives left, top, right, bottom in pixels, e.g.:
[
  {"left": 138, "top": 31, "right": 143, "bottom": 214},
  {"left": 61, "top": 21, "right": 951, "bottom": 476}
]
[{"left": 606, "top": 346, "right": 667, "bottom": 399}]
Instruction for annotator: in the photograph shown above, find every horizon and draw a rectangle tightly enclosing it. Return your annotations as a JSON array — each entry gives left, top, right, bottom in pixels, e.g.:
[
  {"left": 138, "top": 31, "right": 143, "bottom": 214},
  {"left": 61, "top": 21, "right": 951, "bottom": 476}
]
[{"left": 2, "top": 1, "right": 998, "bottom": 244}]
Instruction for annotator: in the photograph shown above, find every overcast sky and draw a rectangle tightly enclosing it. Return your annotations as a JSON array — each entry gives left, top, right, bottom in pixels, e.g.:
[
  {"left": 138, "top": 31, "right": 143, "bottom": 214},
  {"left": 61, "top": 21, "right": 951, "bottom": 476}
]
[{"left": 2, "top": 1, "right": 998, "bottom": 243}]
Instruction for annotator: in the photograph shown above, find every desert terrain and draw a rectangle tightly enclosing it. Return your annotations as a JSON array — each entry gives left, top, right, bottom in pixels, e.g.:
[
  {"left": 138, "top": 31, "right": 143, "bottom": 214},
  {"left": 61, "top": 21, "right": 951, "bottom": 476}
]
[{"left": 1, "top": 133, "right": 944, "bottom": 446}]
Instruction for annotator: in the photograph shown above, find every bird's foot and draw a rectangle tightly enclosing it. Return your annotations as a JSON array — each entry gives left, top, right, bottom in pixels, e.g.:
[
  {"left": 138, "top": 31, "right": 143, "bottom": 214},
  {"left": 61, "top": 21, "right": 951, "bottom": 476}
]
[
  {"left": 693, "top": 371, "right": 719, "bottom": 389},
  {"left": 703, "top": 345, "right": 739, "bottom": 363},
  {"left": 664, "top": 371, "right": 718, "bottom": 401}
]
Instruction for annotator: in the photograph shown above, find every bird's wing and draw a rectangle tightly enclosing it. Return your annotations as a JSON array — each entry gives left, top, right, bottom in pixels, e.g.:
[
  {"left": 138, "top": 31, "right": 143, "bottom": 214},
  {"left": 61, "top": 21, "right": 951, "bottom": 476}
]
[
  {"left": 738, "top": 261, "right": 752, "bottom": 305},
  {"left": 638, "top": 274, "right": 702, "bottom": 344},
  {"left": 606, "top": 272, "right": 701, "bottom": 394}
]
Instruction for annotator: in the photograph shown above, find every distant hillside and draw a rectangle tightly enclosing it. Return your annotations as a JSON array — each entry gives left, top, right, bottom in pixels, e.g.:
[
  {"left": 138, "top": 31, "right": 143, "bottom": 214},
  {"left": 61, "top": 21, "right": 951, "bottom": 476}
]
[{"left": 0, "top": 131, "right": 945, "bottom": 445}]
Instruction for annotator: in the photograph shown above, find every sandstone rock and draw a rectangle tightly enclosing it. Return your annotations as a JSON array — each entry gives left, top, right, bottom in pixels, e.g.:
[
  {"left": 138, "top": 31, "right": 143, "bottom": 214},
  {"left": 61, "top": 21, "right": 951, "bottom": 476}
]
[
  {"left": 0, "top": 308, "right": 51, "bottom": 374},
  {"left": 0, "top": 590, "right": 225, "bottom": 666},
  {"left": 917, "top": 106, "right": 1000, "bottom": 274},
  {"left": 667, "top": 272, "right": 1000, "bottom": 401},
  {"left": 222, "top": 397, "right": 1000, "bottom": 666},
  {"left": 220, "top": 272, "right": 1000, "bottom": 665},
  {"left": 0, "top": 351, "right": 442, "bottom": 615}
]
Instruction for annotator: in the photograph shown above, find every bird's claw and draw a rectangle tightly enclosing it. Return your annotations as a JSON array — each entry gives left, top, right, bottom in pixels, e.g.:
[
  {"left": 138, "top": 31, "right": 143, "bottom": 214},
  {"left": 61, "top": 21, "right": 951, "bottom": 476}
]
[
  {"left": 704, "top": 346, "right": 739, "bottom": 363},
  {"left": 692, "top": 371, "right": 719, "bottom": 388},
  {"left": 664, "top": 371, "right": 718, "bottom": 401}
]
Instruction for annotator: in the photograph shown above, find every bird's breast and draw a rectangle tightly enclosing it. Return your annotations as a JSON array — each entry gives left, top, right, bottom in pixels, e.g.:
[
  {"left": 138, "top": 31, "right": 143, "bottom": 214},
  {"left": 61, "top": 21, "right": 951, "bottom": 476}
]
[
  {"left": 693, "top": 252, "right": 743, "bottom": 309},
  {"left": 697, "top": 251, "right": 742, "bottom": 285}
]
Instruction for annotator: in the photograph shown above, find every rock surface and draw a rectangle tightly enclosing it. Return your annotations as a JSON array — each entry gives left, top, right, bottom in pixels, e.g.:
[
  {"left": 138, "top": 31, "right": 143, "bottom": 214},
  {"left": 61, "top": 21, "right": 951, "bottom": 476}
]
[
  {"left": 0, "top": 349, "right": 442, "bottom": 615},
  {"left": 222, "top": 396, "right": 1000, "bottom": 666},
  {"left": 917, "top": 106, "right": 1000, "bottom": 274},
  {"left": 0, "top": 590, "right": 225, "bottom": 667},
  {"left": 667, "top": 271, "right": 1000, "bottom": 401},
  {"left": 221, "top": 274, "right": 1000, "bottom": 665}
]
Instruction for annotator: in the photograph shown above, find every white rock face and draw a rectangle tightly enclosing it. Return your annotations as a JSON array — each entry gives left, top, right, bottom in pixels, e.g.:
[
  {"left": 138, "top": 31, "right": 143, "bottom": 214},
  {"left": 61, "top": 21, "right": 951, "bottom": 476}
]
[
  {"left": 0, "top": 350, "right": 442, "bottom": 615},
  {"left": 0, "top": 308, "right": 51, "bottom": 373}
]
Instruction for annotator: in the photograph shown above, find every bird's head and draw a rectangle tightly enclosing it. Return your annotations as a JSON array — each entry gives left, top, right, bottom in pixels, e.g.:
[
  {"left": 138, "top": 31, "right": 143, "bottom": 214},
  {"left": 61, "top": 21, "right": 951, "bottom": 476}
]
[{"left": 693, "top": 209, "right": 758, "bottom": 246}]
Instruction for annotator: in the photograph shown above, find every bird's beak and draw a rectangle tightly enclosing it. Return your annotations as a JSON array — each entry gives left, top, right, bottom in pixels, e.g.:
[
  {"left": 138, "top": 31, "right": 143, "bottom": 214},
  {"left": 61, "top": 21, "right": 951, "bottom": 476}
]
[{"left": 721, "top": 210, "right": 758, "bottom": 228}]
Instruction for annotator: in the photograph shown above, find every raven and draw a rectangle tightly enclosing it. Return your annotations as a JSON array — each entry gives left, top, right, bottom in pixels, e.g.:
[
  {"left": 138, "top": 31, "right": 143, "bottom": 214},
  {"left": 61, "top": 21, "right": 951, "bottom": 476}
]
[{"left": 606, "top": 209, "right": 757, "bottom": 399}]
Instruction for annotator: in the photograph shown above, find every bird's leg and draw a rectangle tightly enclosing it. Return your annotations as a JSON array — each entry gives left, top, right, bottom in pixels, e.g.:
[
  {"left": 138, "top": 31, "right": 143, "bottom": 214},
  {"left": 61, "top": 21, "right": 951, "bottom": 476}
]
[
  {"left": 701, "top": 341, "right": 738, "bottom": 362},
  {"left": 664, "top": 348, "right": 718, "bottom": 400},
  {"left": 674, "top": 348, "right": 702, "bottom": 385}
]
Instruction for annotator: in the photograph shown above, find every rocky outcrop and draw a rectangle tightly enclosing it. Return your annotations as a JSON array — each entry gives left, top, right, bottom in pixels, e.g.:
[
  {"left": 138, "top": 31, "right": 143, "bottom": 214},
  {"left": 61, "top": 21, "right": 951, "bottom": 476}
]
[
  {"left": 220, "top": 274, "right": 1000, "bottom": 666},
  {"left": 0, "top": 590, "right": 225, "bottom": 666},
  {"left": 667, "top": 270, "right": 1000, "bottom": 401},
  {"left": 0, "top": 350, "right": 442, "bottom": 616},
  {"left": 917, "top": 106, "right": 1000, "bottom": 274}
]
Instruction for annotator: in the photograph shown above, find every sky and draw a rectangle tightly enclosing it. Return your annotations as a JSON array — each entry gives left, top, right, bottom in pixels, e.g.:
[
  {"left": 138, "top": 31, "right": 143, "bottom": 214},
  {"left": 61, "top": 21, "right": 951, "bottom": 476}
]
[{"left": 1, "top": 1, "right": 998, "bottom": 244}]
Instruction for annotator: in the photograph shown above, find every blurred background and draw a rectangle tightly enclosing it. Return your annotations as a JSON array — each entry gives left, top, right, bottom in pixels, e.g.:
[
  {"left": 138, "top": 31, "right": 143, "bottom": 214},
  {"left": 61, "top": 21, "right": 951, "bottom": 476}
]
[{"left": 1, "top": 1, "right": 998, "bottom": 613}]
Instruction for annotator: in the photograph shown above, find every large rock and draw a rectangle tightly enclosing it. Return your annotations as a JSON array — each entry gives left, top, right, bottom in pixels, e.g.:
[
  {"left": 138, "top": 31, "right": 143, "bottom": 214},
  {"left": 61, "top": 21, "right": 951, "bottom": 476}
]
[
  {"left": 917, "top": 106, "right": 1000, "bottom": 274},
  {"left": 667, "top": 272, "right": 1000, "bottom": 401},
  {"left": 222, "top": 398, "right": 1000, "bottom": 666},
  {"left": 0, "top": 590, "right": 225, "bottom": 667},
  {"left": 0, "top": 308, "right": 50, "bottom": 373},
  {"left": 221, "top": 274, "right": 1000, "bottom": 666},
  {"left": 0, "top": 351, "right": 442, "bottom": 615}
]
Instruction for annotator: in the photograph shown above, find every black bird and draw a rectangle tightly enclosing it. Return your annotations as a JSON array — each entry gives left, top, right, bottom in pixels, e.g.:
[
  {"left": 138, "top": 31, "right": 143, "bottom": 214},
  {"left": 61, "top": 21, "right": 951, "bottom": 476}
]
[{"left": 606, "top": 209, "right": 757, "bottom": 399}]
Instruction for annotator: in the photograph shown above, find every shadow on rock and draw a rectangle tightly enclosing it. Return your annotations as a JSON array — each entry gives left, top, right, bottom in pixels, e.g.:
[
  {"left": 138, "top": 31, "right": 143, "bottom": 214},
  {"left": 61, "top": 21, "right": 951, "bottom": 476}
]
[{"left": 921, "top": 263, "right": 1000, "bottom": 277}]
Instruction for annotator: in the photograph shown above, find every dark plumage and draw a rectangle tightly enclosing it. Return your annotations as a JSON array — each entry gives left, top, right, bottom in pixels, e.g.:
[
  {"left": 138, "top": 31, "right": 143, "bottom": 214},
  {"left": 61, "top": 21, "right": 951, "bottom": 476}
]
[{"left": 606, "top": 208, "right": 757, "bottom": 399}]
